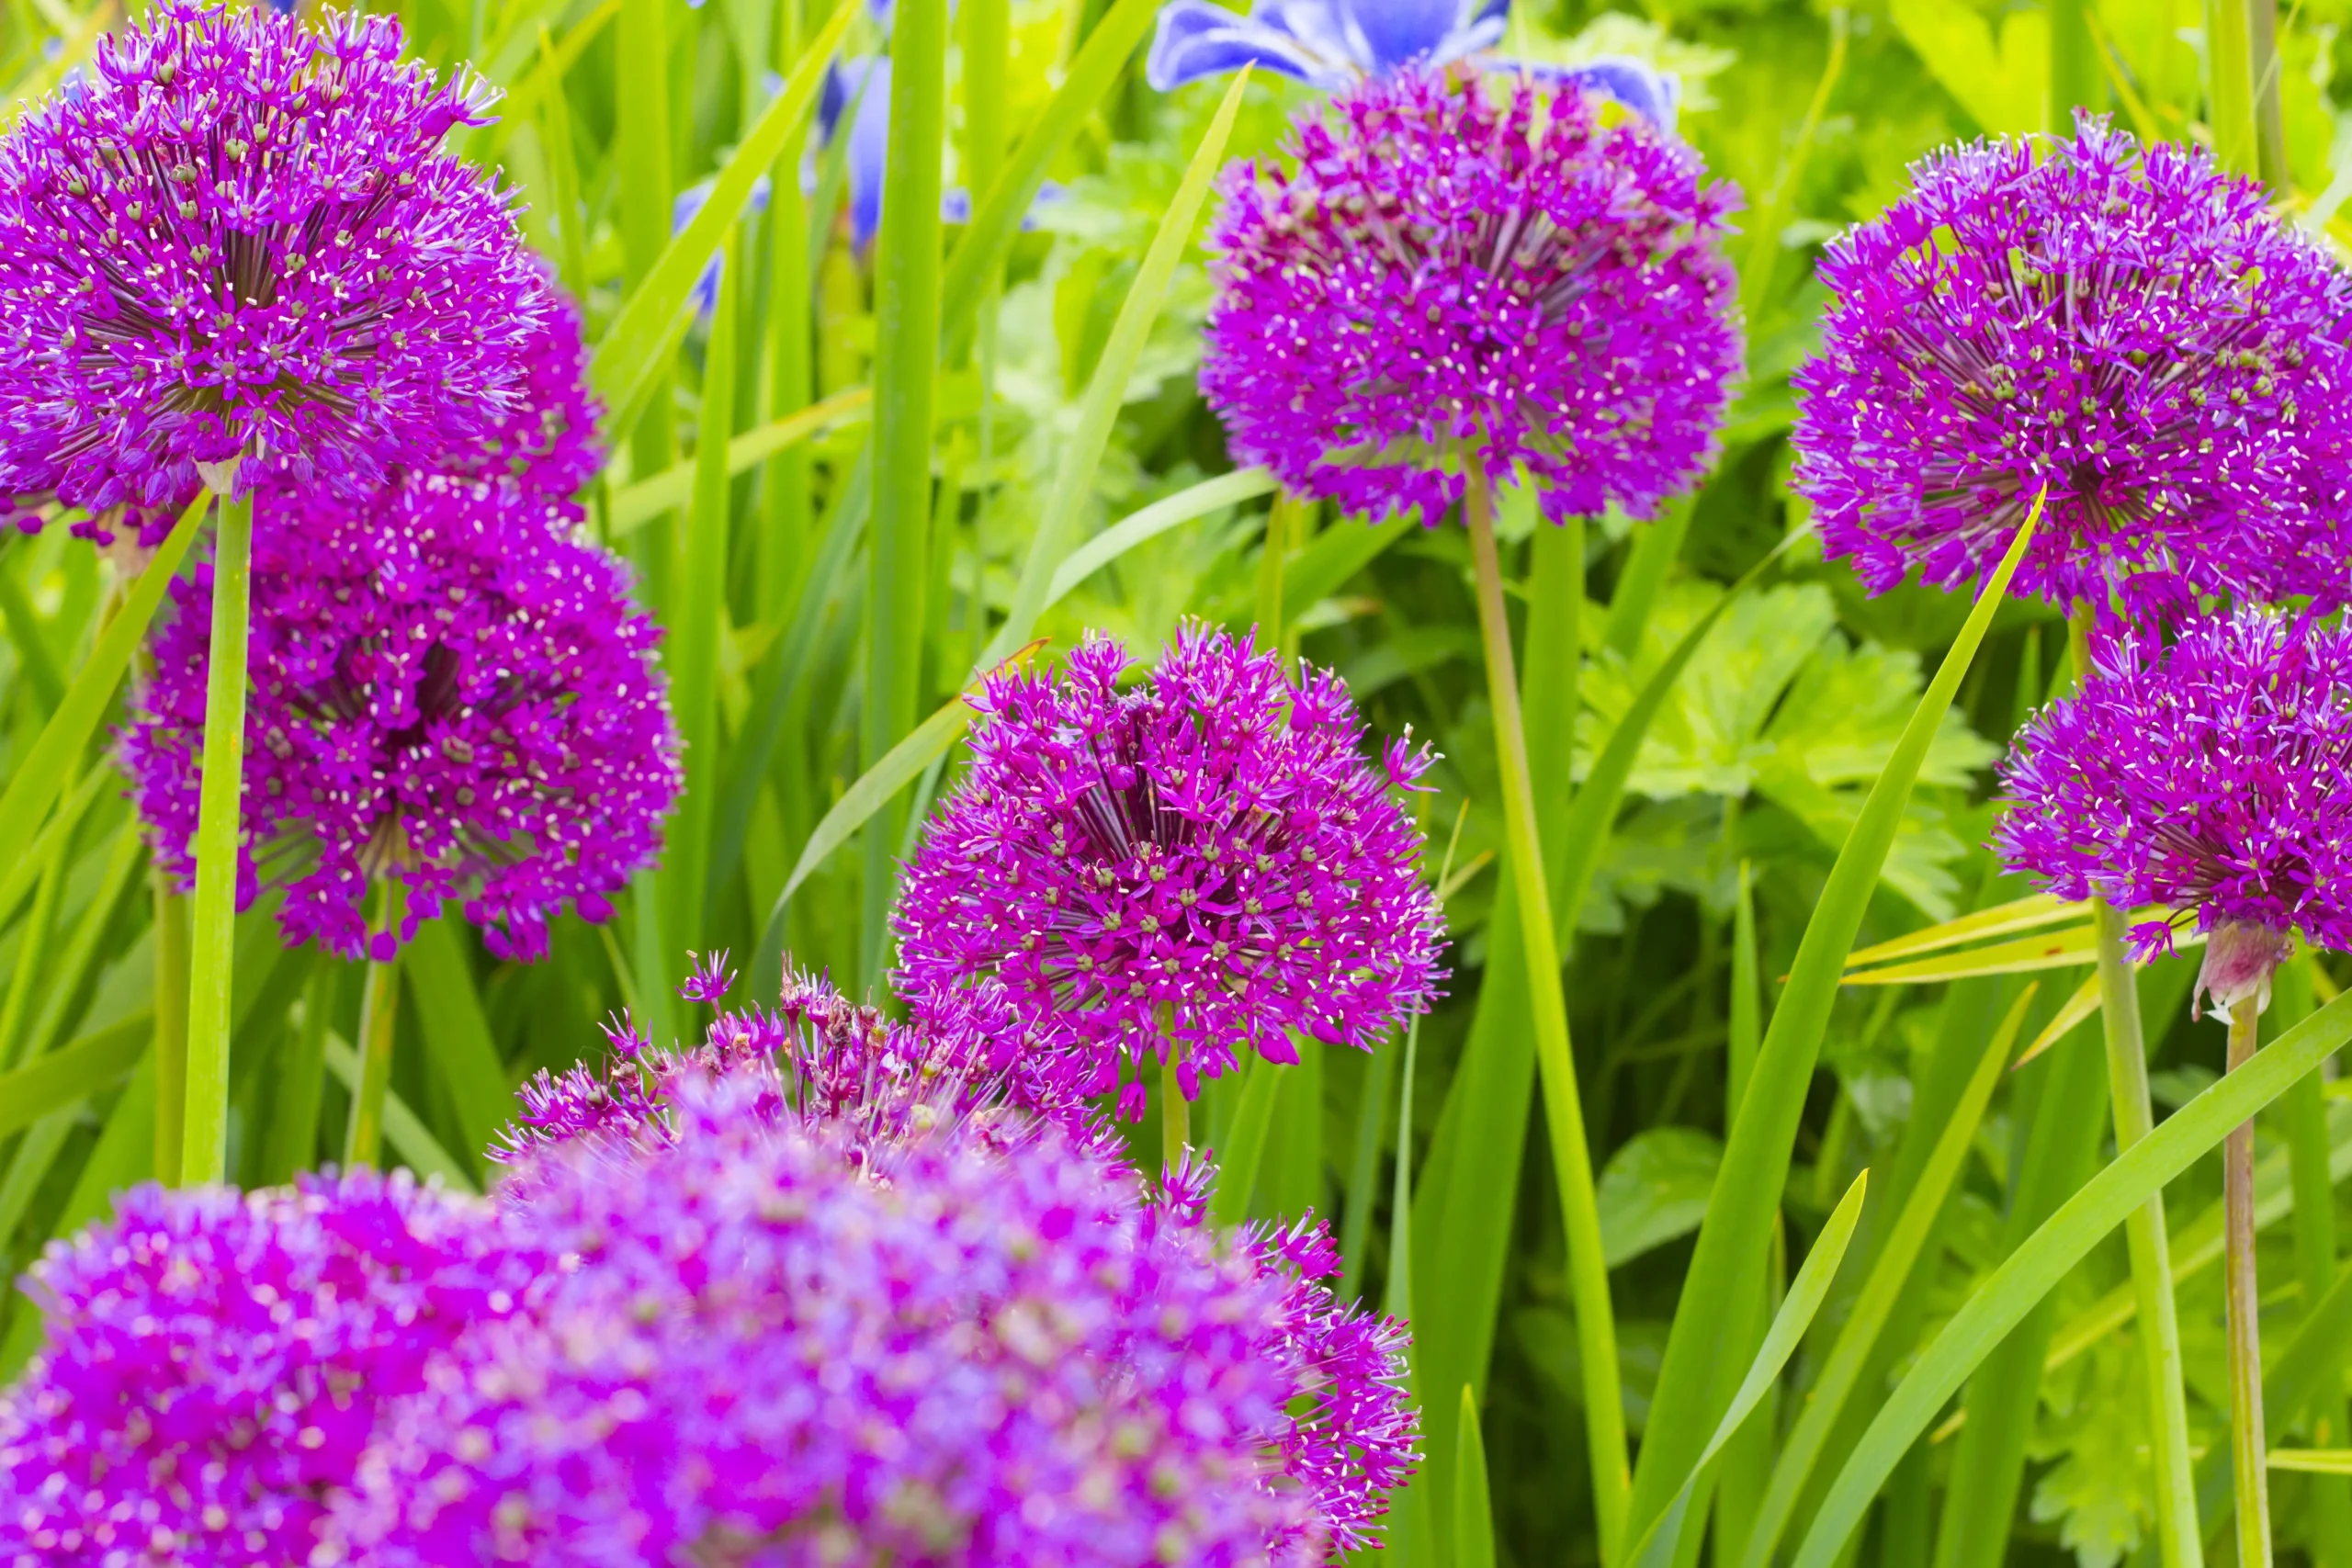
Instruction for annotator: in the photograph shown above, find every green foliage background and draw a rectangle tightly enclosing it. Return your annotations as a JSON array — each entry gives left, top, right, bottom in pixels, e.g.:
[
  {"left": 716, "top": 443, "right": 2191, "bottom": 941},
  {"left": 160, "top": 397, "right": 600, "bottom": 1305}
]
[{"left": 8, "top": 0, "right": 2352, "bottom": 1564}]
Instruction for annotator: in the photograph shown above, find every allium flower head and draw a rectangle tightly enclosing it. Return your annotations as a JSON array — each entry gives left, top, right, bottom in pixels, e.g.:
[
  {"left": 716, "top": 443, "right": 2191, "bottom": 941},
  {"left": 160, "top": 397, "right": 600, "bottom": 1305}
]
[
  {"left": 1202, "top": 65, "right": 1740, "bottom": 526},
  {"left": 893, "top": 624, "right": 1444, "bottom": 1112},
  {"left": 334, "top": 1070, "right": 1416, "bottom": 1566},
  {"left": 1996, "top": 609, "right": 2352, "bottom": 1014},
  {"left": 123, "top": 473, "right": 680, "bottom": 963},
  {"left": 455, "top": 287, "right": 601, "bottom": 512},
  {"left": 1792, "top": 116, "right": 2352, "bottom": 617},
  {"left": 0, "top": 1171, "right": 534, "bottom": 1568},
  {"left": 0, "top": 0, "right": 548, "bottom": 528}
]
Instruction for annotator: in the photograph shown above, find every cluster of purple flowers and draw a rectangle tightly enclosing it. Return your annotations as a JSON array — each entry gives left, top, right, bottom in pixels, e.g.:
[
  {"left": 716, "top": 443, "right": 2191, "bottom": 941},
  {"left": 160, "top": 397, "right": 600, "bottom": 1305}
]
[
  {"left": 122, "top": 467, "right": 680, "bottom": 963},
  {"left": 1202, "top": 64, "right": 1741, "bottom": 527},
  {"left": 1785, "top": 116, "right": 2352, "bottom": 1004},
  {"left": 892, "top": 624, "right": 1446, "bottom": 1115},
  {"left": 1793, "top": 116, "right": 2352, "bottom": 620},
  {"left": 0, "top": 964, "right": 1419, "bottom": 1567},
  {"left": 0, "top": 0, "right": 679, "bottom": 961}
]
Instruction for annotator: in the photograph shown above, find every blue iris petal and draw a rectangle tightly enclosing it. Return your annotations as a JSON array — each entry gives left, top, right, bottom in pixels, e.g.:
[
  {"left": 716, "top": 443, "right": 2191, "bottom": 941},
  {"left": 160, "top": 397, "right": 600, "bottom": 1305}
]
[
  {"left": 1510, "top": 55, "right": 1679, "bottom": 131},
  {"left": 1145, "top": 0, "right": 1344, "bottom": 90}
]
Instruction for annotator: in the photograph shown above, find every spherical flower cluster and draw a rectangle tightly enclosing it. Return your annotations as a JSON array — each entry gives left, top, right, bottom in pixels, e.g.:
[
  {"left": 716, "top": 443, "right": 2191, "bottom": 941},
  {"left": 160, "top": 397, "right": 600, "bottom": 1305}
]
[
  {"left": 893, "top": 624, "right": 1445, "bottom": 1111},
  {"left": 122, "top": 473, "right": 680, "bottom": 962},
  {"left": 453, "top": 288, "right": 602, "bottom": 513},
  {"left": 1202, "top": 65, "right": 1741, "bottom": 526},
  {"left": 1996, "top": 609, "right": 2352, "bottom": 1012},
  {"left": 332, "top": 1068, "right": 1416, "bottom": 1567},
  {"left": 0, "top": 1171, "right": 535, "bottom": 1568},
  {"left": 1792, "top": 115, "right": 2352, "bottom": 617},
  {"left": 0, "top": 0, "right": 549, "bottom": 532}
]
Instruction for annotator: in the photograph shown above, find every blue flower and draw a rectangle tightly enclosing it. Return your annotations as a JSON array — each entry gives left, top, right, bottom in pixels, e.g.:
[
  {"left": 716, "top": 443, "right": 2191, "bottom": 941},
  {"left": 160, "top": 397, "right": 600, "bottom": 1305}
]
[
  {"left": 819, "top": 55, "right": 894, "bottom": 253},
  {"left": 1145, "top": 0, "right": 1679, "bottom": 128},
  {"left": 673, "top": 175, "right": 773, "bottom": 317}
]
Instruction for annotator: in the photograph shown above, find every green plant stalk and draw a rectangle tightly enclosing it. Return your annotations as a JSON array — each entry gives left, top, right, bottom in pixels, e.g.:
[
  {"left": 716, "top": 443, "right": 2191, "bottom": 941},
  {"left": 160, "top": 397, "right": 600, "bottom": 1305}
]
[
  {"left": 1162, "top": 1038, "right": 1189, "bottom": 1168},
  {"left": 673, "top": 228, "right": 740, "bottom": 950},
  {"left": 342, "top": 878, "right": 408, "bottom": 1169},
  {"left": 1712, "top": 860, "right": 1769, "bottom": 1568},
  {"left": 0, "top": 812, "right": 69, "bottom": 1070},
  {"left": 1211, "top": 1053, "right": 1283, "bottom": 1227},
  {"left": 2274, "top": 958, "right": 2352, "bottom": 1563},
  {"left": 181, "top": 483, "right": 252, "bottom": 1187},
  {"left": 1464, "top": 461, "right": 1627, "bottom": 1560},
  {"left": 2208, "top": 0, "right": 2259, "bottom": 178},
  {"left": 1255, "top": 491, "right": 1291, "bottom": 654},
  {"left": 1794, "top": 987, "right": 2352, "bottom": 1568},
  {"left": 760, "top": 141, "right": 813, "bottom": 626},
  {"left": 2094, "top": 891, "right": 2204, "bottom": 1568},
  {"left": 2228, "top": 990, "right": 2274, "bottom": 1567},
  {"left": 616, "top": 0, "right": 675, "bottom": 588},
  {"left": 2247, "top": 0, "right": 2288, "bottom": 187},
  {"left": 1630, "top": 504, "right": 2041, "bottom": 1552},
  {"left": 1339, "top": 1026, "right": 1398, "bottom": 1301},
  {"left": 2049, "top": 0, "right": 2100, "bottom": 121},
  {"left": 152, "top": 877, "right": 188, "bottom": 1184},
  {"left": 863, "top": 0, "right": 948, "bottom": 993},
  {"left": 2193, "top": 1230, "right": 2352, "bottom": 1539},
  {"left": 258, "top": 963, "right": 332, "bottom": 1187}
]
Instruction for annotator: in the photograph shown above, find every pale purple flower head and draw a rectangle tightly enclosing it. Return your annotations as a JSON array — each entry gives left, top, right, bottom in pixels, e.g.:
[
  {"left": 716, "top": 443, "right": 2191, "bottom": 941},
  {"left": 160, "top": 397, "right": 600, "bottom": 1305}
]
[
  {"left": 334, "top": 1070, "right": 1416, "bottom": 1566},
  {"left": 0, "top": 0, "right": 550, "bottom": 531},
  {"left": 1996, "top": 609, "right": 2352, "bottom": 1014},
  {"left": 0, "top": 1171, "right": 535, "bottom": 1568},
  {"left": 893, "top": 624, "right": 1445, "bottom": 1115},
  {"left": 1202, "top": 65, "right": 1740, "bottom": 527},
  {"left": 122, "top": 473, "right": 681, "bottom": 963},
  {"left": 1792, "top": 116, "right": 2352, "bottom": 618}
]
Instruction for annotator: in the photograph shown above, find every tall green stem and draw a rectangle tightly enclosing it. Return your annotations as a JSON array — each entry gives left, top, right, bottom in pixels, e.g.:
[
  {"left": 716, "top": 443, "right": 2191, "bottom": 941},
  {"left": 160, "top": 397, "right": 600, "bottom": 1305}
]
[
  {"left": 1464, "top": 464, "right": 1627, "bottom": 1560},
  {"left": 343, "top": 880, "right": 408, "bottom": 1169},
  {"left": 1161, "top": 1036, "right": 1188, "bottom": 1168},
  {"left": 153, "top": 876, "right": 188, "bottom": 1184},
  {"left": 2049, "top": 0, "right": 2100, "bottom": 123},
  {"left": 2227, "top": 992, "right": 2273, "bottom": 1567},
  {"left": 182, "top": 483, "right": 251, "bottom": 1187},
  {"left": 2209, "top": 0, "right": 2259, "bottom": 178},
  {"left": 2069, "top": 615, "right": 2202, "bottom": 1568}
]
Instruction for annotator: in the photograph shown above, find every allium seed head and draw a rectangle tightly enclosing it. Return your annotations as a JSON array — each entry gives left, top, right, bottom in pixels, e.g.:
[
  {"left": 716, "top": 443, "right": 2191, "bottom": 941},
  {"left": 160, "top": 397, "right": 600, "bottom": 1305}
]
[
  {"left": 0, "top": 0, "right": 548, "bottom": 533},
  {"left": 0, "top": 1172, "right": 537, "bottom": 1568},
  {"left": 122, "top": 473, "right": 681, "bottom": 964},
  {"left": 1792, "top": 116, "right": 2352, "bottom": 617},
  {"left": 334, "top": 1070, "right": 1417, "bottom": 1567},
  {"left": 1996, "top": 609, "right": 2352, "bottom": 1014},
  {"left": 892, "top": 624, "right": 1445, "bottom": 1112},
  {"left": 1202, "top": 65, "right": 1741, "bottom": 526}
]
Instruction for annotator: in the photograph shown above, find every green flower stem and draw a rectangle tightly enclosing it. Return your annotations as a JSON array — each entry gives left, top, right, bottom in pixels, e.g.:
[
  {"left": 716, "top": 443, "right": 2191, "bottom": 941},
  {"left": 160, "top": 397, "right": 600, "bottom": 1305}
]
[
  {"left": 2228, "top": 991, "right": 2274, "bottom": 1567},
  {"left": 342, "top": 879, "right": 409, "bottom": 1170},
  {"left": 2069, "top": 613, "right": 2203, "bottom": 1568},
  {"left": 152, "top": 876, "right": 188, "bottom": 1185},
  {"left": 1256, "top": 490, "right": 1295, "bottom": 658},
  {"left": 1161, "top": 1040, "right": 1188, "bottom": 1168},
  {"left": 1464, "top": 462, "right": 1627, "bottom": 1560},
  {"left": 180, "top": 483, "right": 252, "bottom": 1187}
]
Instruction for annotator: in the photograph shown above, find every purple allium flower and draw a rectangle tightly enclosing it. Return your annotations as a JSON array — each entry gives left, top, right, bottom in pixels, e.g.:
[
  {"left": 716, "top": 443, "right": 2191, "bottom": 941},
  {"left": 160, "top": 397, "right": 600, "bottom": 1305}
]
[
  {"left": 0, "top": 1171, "right": 537, "bottom": 1568},
  {"left": 333, "top": 1069, "right": 1417, "bottom": 1566},
  {"left": 892, "top": 624, "right": 1444, "bottom": 1114},
  {"left": 498, "top": 966, "right": 1080, "bottom": 1172},
  {"left": 1201, "top": 66, "right": 1740, "bottom": 527},
  {"left": 1995, "top": 608, "right": 2352, "bottom": 1015},
  {"left": 454, "top": 286, "right": 602, "bottom": 512},
  {"left": 677, "top": 948, "right": 738, "bottom": 1006},
  {"left": 1792, "top": 116, "right": 2352, "bottom": 618},
  {"left": 122, "top": 473, "right": 680, "bottom": 964},
  {"left": 0, "top": 0, "right": 550, "bottom": 525}
]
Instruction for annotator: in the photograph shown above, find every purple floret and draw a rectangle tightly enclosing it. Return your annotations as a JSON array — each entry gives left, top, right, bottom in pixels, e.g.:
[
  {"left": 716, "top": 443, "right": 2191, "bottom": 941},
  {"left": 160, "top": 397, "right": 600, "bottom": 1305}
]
[
  {"left": 891, "top": 624, "right": 1445, "bottom": 1114},
  {"left": 1201, "top": 65, "right": 1741, "bottom": 527},
  {"left": 1792, "top": 115, "right": 2352, "bottom": 618},
  {"left": 1996, "top": 608, "right": 2352, "bottom": 1008},
  {"left": 332, "top": 1068, "right": 1417, "bottom": 1566},
  {"left": 0, "top": 0, "right": 549, "bottom": 537},
  {"left": 0, "top": 1171, "right": 537, "bottom": 1568},
  {"left": 121, "top": 471, "right": 681, "bottom": 964}
]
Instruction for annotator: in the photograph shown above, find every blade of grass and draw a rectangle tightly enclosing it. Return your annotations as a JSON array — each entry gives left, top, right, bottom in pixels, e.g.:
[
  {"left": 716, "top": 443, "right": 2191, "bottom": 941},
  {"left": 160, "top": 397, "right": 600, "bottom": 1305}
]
[
  {"left": 322, "top": 1032, "right": 479, "bottom": 1194},
  {"left": 1628, "top": 501, "right": 2042, "bottom": 1549},
  {"left": 1792, "top": 987, "right": 2352, "bottom": 1568},
  {"left": 1209, "top": 1054, "right": 1283, "bottom": 1227},
  {"left": 256, "top": 964, "right": 334, "bottom": 1187},
  {"left": 182, "top": 483, "right": 252, "bottom": 1187},
  {"left": 671, "top": 226, "right": 742, "bottom": 953},
  {"left": 1455, "top": 1384, "right": 1498, "bottom": 1568},
  {"left": 401, "top": 919, "right": 518, "bottom": 1172},
  {"left": 937, "top": 0, "right": 1159, "bottom": 359},
  {"left": 1633, "top": 1170, "right": 1872, "bottom": 1568},
  {"left": 1842, "top": 892, "right": 2082, "bottom": 970},
  {"left": 0, "top": 765, "right": 108, "bottom": 931},
  {"left": 589, "top": 0, "right": 854, "bottom": 421},
  {"left": 1736, "top": 987, "right": 2037, "bottom": 1568},
  {"left": 0, "top": 493, "right": 204, "bottom": 891},
  {"left": 865, "top": 0, "right": 953, "bottom": 998},
  {"left": 0, "top": 1049, "right": 151, "bottom": 1379},
  {"left": 1048, "top": 470, "right": 1280, "bottom": 607},
  {"left": 978, "top": 70, "right": 1250, "bottom": 672},
  {"left": 0, "top": 1013, "right": 150, "bottom": 1142}
]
